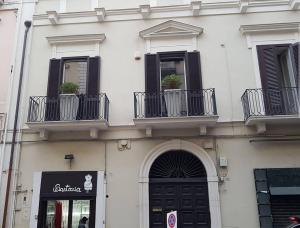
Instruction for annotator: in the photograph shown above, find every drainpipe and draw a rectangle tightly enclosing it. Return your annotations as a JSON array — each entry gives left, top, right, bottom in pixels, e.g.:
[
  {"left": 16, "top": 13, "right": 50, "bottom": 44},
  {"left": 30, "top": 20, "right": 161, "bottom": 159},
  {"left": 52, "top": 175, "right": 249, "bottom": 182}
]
[{"left": 1, "top": 20, "right": 31, "bottom": 228}]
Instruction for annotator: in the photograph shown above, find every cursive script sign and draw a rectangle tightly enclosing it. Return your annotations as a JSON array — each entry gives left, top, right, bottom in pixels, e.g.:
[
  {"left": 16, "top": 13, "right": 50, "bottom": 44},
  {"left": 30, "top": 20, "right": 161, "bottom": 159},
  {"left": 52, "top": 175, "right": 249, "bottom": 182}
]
[
  {"left": 40, "top": 171, "right": 97, "bottom": 197},
  {"left": 53, "top": 184, "right": 81, "bottom": 193}
]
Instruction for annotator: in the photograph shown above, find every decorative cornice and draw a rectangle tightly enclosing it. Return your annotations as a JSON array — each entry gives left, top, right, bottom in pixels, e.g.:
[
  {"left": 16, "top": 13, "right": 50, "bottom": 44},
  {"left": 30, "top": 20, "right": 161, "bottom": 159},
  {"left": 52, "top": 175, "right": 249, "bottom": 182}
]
[
  {"left": 240, "top": 22, "right": 300, "bottom": 34},
  {"left": 140, "top": 20, "right": 203, "bottom": 39},
  {"left": 46, "top": 34, "right": 106, "bottom": 44},
  {"left": 32, "top": 0, "right": 299, "bottom": 26}
]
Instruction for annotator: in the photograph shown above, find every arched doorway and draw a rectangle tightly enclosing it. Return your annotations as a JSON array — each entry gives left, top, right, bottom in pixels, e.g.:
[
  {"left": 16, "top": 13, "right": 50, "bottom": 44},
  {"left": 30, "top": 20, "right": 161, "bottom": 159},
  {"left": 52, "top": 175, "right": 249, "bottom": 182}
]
[{"left": 148, "top": 150, "right": 210, "bottom": 227}]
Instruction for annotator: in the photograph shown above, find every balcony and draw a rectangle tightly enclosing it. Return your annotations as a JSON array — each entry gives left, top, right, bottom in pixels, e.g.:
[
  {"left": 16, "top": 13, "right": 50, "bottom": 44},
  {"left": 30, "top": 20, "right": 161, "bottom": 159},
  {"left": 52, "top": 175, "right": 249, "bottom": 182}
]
[
  {"left": 133, "top": 89, "right": 218, "bottom": 135},
  {"left": 26, "top": 94, "right": 109, "bottom": 138},
  {"left": 241, "top": 88, "right": 300, "bottom": 132}
]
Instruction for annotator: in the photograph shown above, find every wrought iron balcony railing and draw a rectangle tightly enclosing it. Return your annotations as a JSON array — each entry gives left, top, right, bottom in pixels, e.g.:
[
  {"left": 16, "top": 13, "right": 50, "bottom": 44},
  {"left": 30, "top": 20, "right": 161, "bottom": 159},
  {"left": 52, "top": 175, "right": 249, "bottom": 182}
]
[
  {"left": 241, "top": 87, "right": 299, "bottom": 121},
  {"left": 134, "top": 89, "right": 217, "bottom": 119},
  {"left": 27, "top": 94, "right": 109, "bottom": 122}
]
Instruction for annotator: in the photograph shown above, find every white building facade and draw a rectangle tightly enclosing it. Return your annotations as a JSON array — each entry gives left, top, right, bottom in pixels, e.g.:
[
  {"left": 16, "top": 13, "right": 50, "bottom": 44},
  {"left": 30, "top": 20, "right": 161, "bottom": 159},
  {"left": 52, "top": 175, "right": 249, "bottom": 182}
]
[{"left": 5, "top": 0, "right": 300, "bottom": 227}]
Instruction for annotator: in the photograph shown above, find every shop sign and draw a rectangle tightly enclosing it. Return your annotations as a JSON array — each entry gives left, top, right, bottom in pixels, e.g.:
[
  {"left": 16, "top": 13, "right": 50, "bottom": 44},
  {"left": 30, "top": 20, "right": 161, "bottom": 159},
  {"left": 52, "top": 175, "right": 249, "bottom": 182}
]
[
  {"left": 268, "top": 168, "right": 300, "bottom": 187},
  {"left": 40, "top": 171, "right": 97, "bottom": 197}
]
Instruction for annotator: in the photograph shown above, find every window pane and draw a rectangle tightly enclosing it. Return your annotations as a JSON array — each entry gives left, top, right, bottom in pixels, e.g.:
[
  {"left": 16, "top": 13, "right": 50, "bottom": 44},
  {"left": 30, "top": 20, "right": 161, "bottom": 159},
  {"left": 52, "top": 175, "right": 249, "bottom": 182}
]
[
  {"left": 160, "top": 60, "right": 186, "bottom": 90},
  {"left": 46, "top": 200, "right": 69, "bottom": 228},
  {"left": 64, "top": 61, "right": 87, "bottom": 94},
  {"left": 72, "top": 200, "right": 90, "bottom": 228}
]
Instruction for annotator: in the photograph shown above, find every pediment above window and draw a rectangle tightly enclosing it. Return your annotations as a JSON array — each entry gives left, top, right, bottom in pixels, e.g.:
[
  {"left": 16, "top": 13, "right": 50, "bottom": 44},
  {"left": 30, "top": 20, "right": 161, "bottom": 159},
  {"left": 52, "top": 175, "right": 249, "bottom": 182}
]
[{"left": 139, "top": 20, "right": 203, "bottom": 39}]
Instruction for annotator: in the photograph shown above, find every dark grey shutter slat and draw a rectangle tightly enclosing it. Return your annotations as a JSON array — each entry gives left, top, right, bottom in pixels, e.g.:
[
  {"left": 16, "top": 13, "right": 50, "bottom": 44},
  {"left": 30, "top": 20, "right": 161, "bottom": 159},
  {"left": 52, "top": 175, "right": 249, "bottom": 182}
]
[
  {"left": 254, "top": 169, "right": 272, "bottom": 228},
  {"left": 145, "top": 54, "right": 161, "bottom": 117},
  {"left": 257, "top": 45, "right": 285, "bottom": 115},
  {"left": 186, "top": 52, "right": 203, "bottom": 116},
  {"left": 45, "top": 59, "right": 62, "bottom": 121},
  {"left": 85, "top": 56, "right": 100, "bottom": 120}
]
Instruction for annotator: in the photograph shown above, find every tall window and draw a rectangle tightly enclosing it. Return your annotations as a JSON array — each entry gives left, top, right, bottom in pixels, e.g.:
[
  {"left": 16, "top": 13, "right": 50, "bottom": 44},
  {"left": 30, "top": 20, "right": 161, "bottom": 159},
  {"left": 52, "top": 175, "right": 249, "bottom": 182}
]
[{"left": 257, "top": 43, "right": 299, "bottom": 115}]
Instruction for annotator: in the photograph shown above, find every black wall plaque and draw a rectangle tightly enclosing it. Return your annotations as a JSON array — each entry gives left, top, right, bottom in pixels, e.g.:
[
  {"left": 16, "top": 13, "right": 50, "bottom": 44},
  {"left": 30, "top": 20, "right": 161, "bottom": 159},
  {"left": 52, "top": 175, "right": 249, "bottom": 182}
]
[{"left": 40, "top": 171, "right": 98, "bottom": 197}]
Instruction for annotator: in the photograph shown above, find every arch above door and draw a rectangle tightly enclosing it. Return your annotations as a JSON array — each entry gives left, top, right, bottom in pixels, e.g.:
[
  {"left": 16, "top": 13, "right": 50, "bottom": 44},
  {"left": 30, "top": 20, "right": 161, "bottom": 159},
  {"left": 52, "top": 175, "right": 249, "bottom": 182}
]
[{"left": 139, "top": 139, "right": 222, "bottom": 228}]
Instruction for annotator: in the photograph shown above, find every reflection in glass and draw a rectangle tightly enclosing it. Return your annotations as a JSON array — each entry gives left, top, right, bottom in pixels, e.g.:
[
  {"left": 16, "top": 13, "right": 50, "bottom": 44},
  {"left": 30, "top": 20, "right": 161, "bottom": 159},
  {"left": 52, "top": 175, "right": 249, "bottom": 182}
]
[
  {"left": 46, "top": 200, "right": 69, "bottom": 228},
  {"left": 72, "top": 200, "right": 90, "bottom": 228}
]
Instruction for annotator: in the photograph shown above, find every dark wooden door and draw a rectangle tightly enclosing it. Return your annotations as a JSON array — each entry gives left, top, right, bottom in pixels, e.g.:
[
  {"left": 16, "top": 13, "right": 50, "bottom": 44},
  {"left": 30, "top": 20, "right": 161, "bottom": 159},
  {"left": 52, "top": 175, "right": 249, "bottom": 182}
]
[{"left": 149, "top": 180, "right": 210, "bottom": 228}]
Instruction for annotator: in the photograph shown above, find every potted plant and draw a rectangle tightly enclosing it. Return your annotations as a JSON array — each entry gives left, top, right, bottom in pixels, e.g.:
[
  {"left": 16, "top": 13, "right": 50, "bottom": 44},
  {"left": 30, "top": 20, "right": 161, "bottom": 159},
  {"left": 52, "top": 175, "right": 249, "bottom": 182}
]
[
  {"left": 59, "top": 82, "right": 80, "bottom": 121},
  {"left": 161, "top": 74, "right": 183, "bottom": 117}
]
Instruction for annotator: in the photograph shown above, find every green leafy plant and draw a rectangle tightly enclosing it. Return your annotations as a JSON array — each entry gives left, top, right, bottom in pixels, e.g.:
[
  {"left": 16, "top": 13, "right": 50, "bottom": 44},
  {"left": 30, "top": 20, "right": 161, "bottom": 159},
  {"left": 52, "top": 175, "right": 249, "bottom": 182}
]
[
  {"left": 59, "top": 82, "right": 79, "bottom": 94},
  {"left": 161, "top": 74, "right": 182, "bottom": 89}
]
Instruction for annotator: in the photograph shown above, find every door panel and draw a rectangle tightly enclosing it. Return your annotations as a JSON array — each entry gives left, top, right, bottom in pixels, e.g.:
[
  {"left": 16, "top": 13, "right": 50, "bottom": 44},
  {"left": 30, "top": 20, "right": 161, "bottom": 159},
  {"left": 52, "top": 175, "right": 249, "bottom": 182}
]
[{"left": 149, "top": 182, "right": 210, "bottom": 228}]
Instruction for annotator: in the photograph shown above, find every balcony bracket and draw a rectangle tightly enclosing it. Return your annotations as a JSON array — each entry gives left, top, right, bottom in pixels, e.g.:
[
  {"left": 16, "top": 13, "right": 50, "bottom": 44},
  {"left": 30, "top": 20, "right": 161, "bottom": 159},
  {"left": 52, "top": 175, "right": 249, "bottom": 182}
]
[
  {"left": 146, "top": 127, "right": 152, "bottom": 137},
  {"left": 199, "top": 126, "right": 207, "bottom": 135},
  {"left": 256, "top": 123, "right": 266, "bottom": 134},
  {"left": 39, "top": 129, "right": 48, "bottom": 140},
  {"left": 90, "top": 128, "right": 99, "bottom": 139}
]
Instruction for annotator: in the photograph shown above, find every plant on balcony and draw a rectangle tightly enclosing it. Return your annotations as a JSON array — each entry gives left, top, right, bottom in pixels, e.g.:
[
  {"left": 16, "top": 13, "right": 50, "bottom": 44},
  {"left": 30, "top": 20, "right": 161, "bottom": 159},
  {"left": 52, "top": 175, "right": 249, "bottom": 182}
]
[
  {"left": 161, "top": 74, "right": 184, "bottom": 117},
  {"left": 59, "top": 82, "right": 80, "bottom": 121},
  {"left": 59, "top": 82, "right": 79, "bottom": 94},
  {"left": 161, "top": 74, "right": 182, "bottom": 89}
]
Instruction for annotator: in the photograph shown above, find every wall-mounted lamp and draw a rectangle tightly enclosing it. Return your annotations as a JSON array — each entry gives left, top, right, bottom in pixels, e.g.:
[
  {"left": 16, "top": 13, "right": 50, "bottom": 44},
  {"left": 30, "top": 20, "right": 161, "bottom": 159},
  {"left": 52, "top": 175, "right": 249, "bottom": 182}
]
[
  {"left": 64, "top": 154, "right": 74, "bottom": 169},
  {"left": 134, "top": 51, "right": 141, "bottom": 60}
]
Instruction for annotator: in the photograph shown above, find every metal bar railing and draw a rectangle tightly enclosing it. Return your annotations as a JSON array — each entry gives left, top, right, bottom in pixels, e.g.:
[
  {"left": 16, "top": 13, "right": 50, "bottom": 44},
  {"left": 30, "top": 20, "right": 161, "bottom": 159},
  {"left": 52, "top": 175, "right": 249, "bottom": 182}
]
[
  {"left": 133, "top": 89, "right": 217, "bottom": 119},
  {"left": 27, "top": 94, "right": 109, "bottom": 122},
  {"left": 241, "top": 87, "right": 299, "bottom": 121}
]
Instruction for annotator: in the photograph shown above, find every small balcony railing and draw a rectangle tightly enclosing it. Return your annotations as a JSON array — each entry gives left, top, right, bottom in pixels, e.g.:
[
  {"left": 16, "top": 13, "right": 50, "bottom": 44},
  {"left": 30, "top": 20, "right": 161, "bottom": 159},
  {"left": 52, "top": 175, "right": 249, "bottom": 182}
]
[
  {"left": 241, "top": 87, "right": 299, "bottom": 121},
  {"left": 27, "top": 94, "right": 109, "bottom": 122},
  {"left": 134, "top": 89, "right": 217, "bottom": 119}
]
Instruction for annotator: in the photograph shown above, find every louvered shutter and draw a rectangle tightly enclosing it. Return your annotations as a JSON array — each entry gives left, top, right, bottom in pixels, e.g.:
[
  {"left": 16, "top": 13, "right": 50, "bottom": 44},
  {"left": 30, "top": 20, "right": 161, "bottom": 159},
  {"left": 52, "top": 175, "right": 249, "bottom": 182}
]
[
  {"left": 145, "top": 54, "right": 161, "bottom": 117},
  {"left": 84, "top": 56, "right": 100, "bottom": 120},
  {"left": 254, "top": 169, "right": 272, "bottom": 228},
  {"left": 290, "top": 42, "right": 299, "bottom": 87},
  {"left": 257, "top": 45, "right": 287, "bottom": 115},
  {"left": 186, "top": 52, "right": 203, "bottom": 116},
  {"left": 45, "top": 59, "right": 62, "bottom": 121}
]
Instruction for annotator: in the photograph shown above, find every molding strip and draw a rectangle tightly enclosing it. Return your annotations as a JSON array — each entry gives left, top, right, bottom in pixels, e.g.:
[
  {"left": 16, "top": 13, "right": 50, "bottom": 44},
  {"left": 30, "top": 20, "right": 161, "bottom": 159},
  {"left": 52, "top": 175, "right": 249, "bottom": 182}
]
[
  {"left": 46, "top": 34, "right": 106, "bottom": 44},
  {"left": 240, "top": 22, "right": 300, "bottom": 34}
]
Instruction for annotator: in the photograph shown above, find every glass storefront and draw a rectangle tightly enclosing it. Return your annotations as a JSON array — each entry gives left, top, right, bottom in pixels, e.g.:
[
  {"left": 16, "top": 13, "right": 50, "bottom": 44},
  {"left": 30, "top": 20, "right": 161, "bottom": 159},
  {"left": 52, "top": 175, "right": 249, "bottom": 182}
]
[
  {"left": 40, "top": 199, "right": 94, "bottom": 228},
  {"left": 37, "top": 171, "right": 98, "bottom": 228}
]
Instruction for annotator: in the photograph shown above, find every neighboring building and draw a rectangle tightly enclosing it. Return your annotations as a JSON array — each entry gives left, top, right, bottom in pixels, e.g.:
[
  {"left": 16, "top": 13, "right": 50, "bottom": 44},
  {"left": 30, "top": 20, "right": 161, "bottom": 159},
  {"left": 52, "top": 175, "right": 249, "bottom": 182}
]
[
  {"left": 5, "top": 0, "right": 300, "bottom": 228},
  {"left": 0, "top": 4, "right": 17, "bottom": 152},
  {"left": 0, "top": 0, "right": 35, "bottom": 227}
]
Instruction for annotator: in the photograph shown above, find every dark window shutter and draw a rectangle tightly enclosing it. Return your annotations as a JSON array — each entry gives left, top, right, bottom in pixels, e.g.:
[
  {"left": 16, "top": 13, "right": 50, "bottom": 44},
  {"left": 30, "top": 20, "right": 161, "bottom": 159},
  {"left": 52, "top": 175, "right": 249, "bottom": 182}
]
[
  {"left": 254, "top": 169, "right": 272, "bottom": 228},
  {"left": 290, "top": 42, "right": 299, "bottom": 87},
  {"left": 46, "top": 59, "right": 62, "bottom": 98},
  {"left": 45, "top": 59, "right": 62, "bottom": 121},
  {"left": 87, "top": 56, "right": 100, "bottom": 96},
  {"left": 257, "top": 45, "right": 286, "bottom": 115},
  {"left": 84, "top": 56, "right": 100, "bottom": 120},
  {"left": 186, "top": 51, "right": 203, "bottom": 116},
  {"left": 145, "top": 54, "right": 161, "bottom": 117}
]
